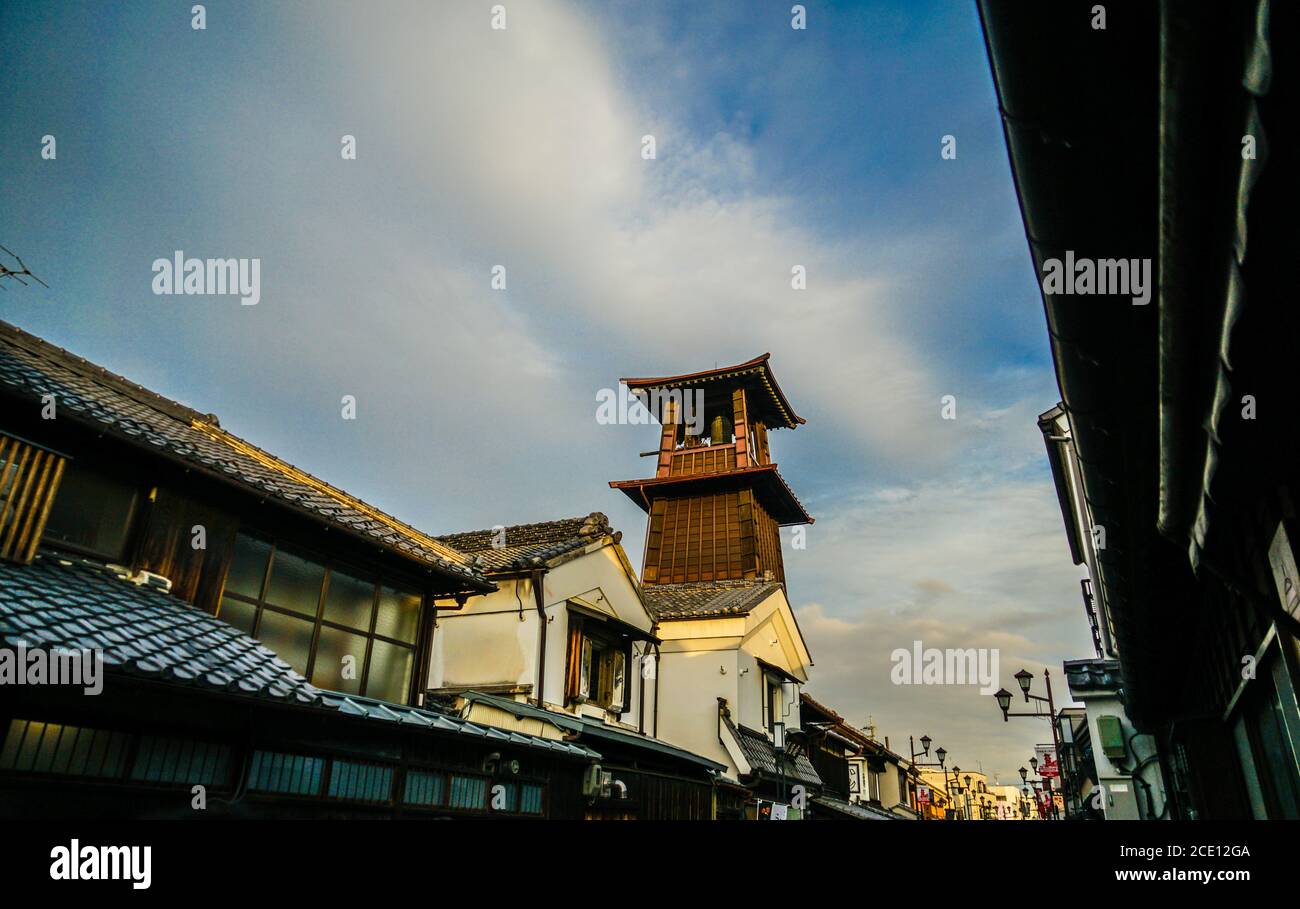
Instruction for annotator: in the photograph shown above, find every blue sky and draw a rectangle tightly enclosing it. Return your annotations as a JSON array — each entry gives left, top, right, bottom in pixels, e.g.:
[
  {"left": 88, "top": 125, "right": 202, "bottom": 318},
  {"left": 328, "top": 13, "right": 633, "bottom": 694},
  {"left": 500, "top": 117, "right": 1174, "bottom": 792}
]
[{"left": 0, "top": 0, "right": 1090, "bottom": 783}]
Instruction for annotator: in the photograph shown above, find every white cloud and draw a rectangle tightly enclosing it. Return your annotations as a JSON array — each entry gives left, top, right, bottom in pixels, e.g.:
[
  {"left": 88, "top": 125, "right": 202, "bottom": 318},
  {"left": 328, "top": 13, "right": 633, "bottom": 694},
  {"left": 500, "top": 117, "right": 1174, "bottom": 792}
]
[
  {"left": 150, "top": 0, "right": 1083, "bottom": 781},
  {"left": 220, "top": 0, "right": 952, "bottom": 473},
  {"left": 789, "top": 407, "right": 1093, "bottom": 781}
]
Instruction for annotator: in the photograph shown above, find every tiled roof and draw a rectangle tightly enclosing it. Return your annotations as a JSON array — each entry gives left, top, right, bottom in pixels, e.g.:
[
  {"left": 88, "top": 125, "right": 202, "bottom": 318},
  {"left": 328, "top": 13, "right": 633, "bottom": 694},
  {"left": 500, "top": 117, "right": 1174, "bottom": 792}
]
[
  {"left": 610, "top": 463, "right": 814, "bottom": 526},
  {"left": 621, "top": 353, "right": 806, "bottom": 429},
  {"left": 460, "top": 690, "right": 726, "bottom": 772},
  {"left": 0, "top": 555, "right": 597, "bottom": 759},
  {"left": 0, "top": 320, "right": 491, "bottom": 592},
  {"left": 437, "top": 512, "right": 614, "bottom": 573},
  {"left": 811, "top": 795, "right": 901, "bottom": 820},
  {"left": 1063, "top": 658, "right": 1124, "bottom": 695},
  {"left": 799, "top": 691, "right": 843, "bottom": 724},
  {"left": 729, "top": 719, "right": 822, "bottom": 788},
  {"left": 641, "top": 579, "right": 781, "bottom": 620}
]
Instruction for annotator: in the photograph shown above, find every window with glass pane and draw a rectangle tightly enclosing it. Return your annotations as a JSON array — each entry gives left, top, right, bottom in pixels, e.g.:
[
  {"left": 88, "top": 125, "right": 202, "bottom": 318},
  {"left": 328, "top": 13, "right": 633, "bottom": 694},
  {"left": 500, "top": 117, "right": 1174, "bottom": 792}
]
[
  {"left": 225, "top": 535, "right": 272, "bottom": 598},
  {"left": 322, "top": 569, "right": 377, "bottom": 630},
  {"left": 375, "top": 585, "right": 420, "bottom": 640},
  {"left": 520, "top": 783, "right": 544, "bottom": 814},
  {"left": 265, "top": 548, "right": 326, "bottom": 616},
  {"left": 449, "top": 774, "right": 487, "bottom": 810},
  {"left": 256, "top": 610, "right": 314, "bottom": 676},
  {"left": 311, "top": 625, "right": 367, "bottom": 695},
  {"left": 40, "top": 462, "right": 138, "bottom": 560},
  {"left": 367, "top": 639, "right": 414, "bottom": 703},
  {"left": 219, "top": 533, "right": 423, "bottom": 704},
  {"left": 217, "top": 596, "right": 257, "bottom": 636}
]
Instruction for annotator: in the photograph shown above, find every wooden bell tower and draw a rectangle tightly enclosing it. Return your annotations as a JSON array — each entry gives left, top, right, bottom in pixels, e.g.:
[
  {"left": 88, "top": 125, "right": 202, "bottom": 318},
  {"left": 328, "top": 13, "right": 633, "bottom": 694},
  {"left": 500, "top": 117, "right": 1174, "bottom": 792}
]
[{"left": 609, "top": 354, "right": 813, "bottom": 587}]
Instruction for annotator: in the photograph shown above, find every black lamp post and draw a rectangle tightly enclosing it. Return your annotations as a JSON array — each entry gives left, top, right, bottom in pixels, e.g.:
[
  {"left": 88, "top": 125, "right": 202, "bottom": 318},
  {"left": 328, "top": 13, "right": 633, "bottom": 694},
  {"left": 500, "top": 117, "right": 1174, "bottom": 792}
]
[
  {"left": 909, "top": 734, "right": 950, "bottom": 820},
  {"left": 946, "top": 764, "right": 961, "bottom": 820},
  {"left": 992, "top": 668, "right": 1072, "bottom": 819}
]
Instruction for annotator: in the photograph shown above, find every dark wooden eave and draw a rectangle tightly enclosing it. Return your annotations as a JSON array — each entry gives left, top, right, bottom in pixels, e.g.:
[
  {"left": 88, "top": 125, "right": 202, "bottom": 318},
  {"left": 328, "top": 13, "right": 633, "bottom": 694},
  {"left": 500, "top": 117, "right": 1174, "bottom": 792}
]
[
  {"left": 621, "top": 353, "right": 805, "bottom": 430},
  {"left": 609, "top": 463, "right": 814, "bottom": 526}
]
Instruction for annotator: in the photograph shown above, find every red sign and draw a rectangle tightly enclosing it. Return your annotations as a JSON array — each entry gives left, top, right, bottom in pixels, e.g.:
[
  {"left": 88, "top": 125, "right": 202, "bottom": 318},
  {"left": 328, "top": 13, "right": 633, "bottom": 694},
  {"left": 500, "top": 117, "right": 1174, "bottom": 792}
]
[
  {"left": 917, "top": 786, "right": 931, "bottom": 805},
  {"left": 1039, "top": 754, "right": 1060, "bottom": 779}
]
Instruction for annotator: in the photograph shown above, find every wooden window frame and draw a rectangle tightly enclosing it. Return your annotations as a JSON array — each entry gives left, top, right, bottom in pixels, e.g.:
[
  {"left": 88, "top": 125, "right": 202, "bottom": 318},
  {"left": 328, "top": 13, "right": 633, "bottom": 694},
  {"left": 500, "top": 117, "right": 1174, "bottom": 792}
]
[
  {"left": 564, "top": 615, "right": 632, "bottom": 715},
  {"left": 217, "top": 533, "right": 426, "bottom": 704}
]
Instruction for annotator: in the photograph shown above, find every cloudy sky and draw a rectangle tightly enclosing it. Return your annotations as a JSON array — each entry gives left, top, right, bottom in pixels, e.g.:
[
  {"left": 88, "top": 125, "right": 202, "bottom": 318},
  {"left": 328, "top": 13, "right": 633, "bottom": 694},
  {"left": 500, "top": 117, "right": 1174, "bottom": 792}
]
[{"left": 1, "top": 0, "right": 1092, "bottom": 783}]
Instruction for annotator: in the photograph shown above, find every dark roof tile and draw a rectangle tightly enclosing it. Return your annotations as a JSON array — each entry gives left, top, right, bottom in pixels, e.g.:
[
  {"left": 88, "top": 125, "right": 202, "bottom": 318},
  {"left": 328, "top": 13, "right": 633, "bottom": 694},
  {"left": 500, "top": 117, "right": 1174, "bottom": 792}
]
[
  {"left": 0, "top": 555, "right": 598, "bottom": 760},
  {"left": 728, "top": 719, "right": 822, "bottom": 788},
  {"left": 437, "top": 513, "right": 614, "bottom": 573},
  {"left": 641, "top": 579, "right": 781, "bottom": 620}
]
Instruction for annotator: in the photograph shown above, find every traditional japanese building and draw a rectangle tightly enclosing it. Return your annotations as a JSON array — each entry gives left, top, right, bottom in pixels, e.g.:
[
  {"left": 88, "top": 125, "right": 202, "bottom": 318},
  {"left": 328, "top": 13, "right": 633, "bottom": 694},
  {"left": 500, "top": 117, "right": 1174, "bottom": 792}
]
[
  {"left": 982, "top": 0, "right": 1300, "bottom": 819},
  {"left": 0, "top": 320, "right": 600, "bottom": 819},
  {"left": 799, "top": 693, "right": 904, "bottom": 820},
  {"left": 609, "top": 354, "right": 820, "bottom": 818},
  {"left": 425, "top": 513, "right": 725, "bottom": 820}
]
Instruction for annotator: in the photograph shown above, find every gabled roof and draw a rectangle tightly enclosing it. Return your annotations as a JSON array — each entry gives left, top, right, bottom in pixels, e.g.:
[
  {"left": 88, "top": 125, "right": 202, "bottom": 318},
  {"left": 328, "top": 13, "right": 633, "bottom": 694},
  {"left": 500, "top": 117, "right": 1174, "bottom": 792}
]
[
  {"left": 0, "top": 320, "right": 490, "bottom": 593},
  {"left": 0, "top": 555, "right": 595, "bottom": 759},
  {"left": 621, "top": 353, "right": 805, "bottom": 430},
  {"left": 640, "top": 578, "right": 782, "bottom": 621},
  {"left": 437, "top": 512, "right": 614, "bottom": 573}
]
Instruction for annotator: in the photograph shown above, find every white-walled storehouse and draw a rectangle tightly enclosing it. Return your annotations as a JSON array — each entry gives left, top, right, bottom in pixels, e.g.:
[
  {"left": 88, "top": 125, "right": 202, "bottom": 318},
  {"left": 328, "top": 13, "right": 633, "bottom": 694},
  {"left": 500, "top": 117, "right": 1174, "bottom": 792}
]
[{"left": 427, "top": 513, "right": 724, "bottom": 819}]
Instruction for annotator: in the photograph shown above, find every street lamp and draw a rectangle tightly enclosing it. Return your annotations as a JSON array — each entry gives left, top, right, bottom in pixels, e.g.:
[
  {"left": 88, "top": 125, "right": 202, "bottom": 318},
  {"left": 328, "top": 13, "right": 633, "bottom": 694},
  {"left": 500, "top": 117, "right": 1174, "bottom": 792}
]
[
  {"left": 1015, "top": 668, "right": 1034, "bottom": 700},
  {"left": 994, "top": 688, "right": 1013, "bottom": 719},
  {"left": 909, "top": 734, "right": 951, "bottom": 820},
  {"left": 1019, "top": 766, "right": 1028, "bottom": 783},
  {"left": 995, "top": 668, "right": 1074, "bottom": 819}
]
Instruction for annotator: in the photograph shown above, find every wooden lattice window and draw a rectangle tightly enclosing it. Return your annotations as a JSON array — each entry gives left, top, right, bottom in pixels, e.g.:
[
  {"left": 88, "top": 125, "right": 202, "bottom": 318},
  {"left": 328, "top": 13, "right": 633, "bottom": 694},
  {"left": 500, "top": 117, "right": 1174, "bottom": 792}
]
[{"left": 0, "top": 433, "right": 67, "bottom": 564}]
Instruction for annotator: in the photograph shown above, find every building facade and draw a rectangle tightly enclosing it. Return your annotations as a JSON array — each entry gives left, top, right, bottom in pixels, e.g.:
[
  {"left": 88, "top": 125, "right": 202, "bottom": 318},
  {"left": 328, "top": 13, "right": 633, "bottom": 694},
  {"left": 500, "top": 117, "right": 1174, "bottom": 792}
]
[
  {"left": 426, "top": 513, "right": 724, "bottom": 819},
  {"left": 0, "top": 320, "right": 601, "bottom": 818},
  {"left": 610, "top": 355, "right": 822, "bottom": 817},
  {"left": 982, "top": 0, "right": 1300, "bottom": 819}
]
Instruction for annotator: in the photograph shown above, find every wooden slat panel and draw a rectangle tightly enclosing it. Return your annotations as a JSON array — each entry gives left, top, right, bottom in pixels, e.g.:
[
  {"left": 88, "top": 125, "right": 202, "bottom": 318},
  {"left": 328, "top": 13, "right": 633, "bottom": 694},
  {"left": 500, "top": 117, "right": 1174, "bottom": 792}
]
[
  {"left": 0, "top": 446, "right": 37, "bottom": 559},
  {"left": 0, "top": 435, "right": 66, "bottom": 564},
  {"left": 12, "top": 450, "right": 56, "bottom": 558},
  {"left": 22, "top": 458, "right": 65, "bottom": 563}
]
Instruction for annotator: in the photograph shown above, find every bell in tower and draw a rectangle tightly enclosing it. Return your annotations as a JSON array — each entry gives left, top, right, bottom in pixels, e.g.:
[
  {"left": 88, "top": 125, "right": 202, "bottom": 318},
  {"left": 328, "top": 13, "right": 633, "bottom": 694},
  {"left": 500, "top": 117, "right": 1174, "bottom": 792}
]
[
  {"left": 609, "top": 353, "right": 812, "bottom": 589},
  {"left": 709, "top": 411, "right": 731, "bottom": 447}
]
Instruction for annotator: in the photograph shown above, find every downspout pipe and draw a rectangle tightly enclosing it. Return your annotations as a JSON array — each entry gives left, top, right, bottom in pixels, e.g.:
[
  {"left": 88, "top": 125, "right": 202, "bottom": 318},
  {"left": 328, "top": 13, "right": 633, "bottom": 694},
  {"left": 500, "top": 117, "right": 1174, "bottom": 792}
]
[
  {"left": 652, "top": 642, "right": 661, "bottom": 739},
  {"left": 531, "top": 568, "right": 548, "bottom": 707}
]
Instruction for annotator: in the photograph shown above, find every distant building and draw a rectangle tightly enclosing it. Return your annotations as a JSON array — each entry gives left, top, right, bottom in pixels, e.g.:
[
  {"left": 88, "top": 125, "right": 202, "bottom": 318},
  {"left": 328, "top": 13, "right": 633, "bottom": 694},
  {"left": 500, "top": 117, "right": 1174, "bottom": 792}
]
[
  {"left": 799, "top": 693, "right": 906, "bottom": 819},
  {"left": 920, "top": 768, "right": 997, "bottom": 820}
]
